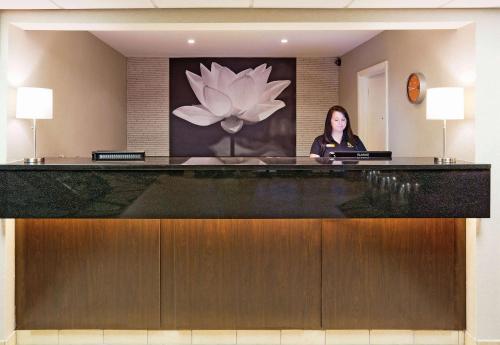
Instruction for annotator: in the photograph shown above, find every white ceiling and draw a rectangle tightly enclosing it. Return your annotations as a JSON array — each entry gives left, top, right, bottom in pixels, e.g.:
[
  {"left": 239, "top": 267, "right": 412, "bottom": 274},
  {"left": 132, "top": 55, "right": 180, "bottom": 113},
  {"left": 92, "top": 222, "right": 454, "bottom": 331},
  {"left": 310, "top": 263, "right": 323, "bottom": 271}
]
[
  {"left": 1, "top": 0, "right": 484, "bottom": 58},
  {"left": 4, "top": 0, "right": 477, "bottom": 58},
  {"left": 1, "top": 0, "right": 500, "bottom": 9},
  {"left": 90, "top": 30, "right": 382, "bottom": 57}
]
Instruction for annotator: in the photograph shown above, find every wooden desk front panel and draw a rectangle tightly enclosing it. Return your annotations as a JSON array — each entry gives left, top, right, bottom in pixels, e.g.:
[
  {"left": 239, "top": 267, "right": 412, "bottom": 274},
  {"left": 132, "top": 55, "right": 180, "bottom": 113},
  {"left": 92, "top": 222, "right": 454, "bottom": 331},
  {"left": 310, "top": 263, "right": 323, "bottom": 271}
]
[
  {"left": 16, "top": 218, "right": 465, "bottom": 329},
  {"left": 15, "top": 219, "right": 161, "bottom": 329},
  {"left": 322, "top": 219, "right": 465, "bottom": 329},
  {"left": 161, "top": 219, "right": 322, "bottom": 329}
]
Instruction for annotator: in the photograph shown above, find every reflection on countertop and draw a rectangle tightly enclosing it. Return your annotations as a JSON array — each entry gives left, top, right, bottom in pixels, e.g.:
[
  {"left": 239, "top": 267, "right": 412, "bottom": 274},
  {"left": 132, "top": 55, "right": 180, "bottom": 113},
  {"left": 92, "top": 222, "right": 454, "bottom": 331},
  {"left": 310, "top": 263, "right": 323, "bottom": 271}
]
[{"left": 1, "top": 156, "right": 490, "bottom": 171}]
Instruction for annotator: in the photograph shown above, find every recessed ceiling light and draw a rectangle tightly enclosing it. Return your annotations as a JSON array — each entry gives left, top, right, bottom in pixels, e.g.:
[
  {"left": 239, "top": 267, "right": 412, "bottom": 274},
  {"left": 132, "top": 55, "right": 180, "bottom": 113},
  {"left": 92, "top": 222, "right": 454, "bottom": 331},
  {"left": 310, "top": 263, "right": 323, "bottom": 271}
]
[
  {"left": 187, "top": 39, "right": 196, "bottom": 44},
  {"left": 281, "top": 38, "right": 288, "bottom": 44}
]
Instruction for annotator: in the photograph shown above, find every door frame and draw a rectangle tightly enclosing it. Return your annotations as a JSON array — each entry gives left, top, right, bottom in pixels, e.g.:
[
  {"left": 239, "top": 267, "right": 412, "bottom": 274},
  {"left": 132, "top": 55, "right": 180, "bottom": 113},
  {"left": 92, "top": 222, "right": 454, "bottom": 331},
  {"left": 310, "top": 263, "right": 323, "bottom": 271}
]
[{"left": 357, "top": 60, "right": 389, "bottom": 150}]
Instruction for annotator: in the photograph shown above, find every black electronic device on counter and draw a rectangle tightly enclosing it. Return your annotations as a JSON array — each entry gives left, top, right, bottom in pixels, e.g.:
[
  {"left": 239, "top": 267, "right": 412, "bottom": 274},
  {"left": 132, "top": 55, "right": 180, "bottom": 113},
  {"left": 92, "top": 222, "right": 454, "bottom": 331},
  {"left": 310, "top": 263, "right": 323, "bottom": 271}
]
[
  {"left": 329, "top": 151, "right": 392, "bottom": 160},
  {"left": 92, "top": 150, "right": 146, "bottom": 161}
]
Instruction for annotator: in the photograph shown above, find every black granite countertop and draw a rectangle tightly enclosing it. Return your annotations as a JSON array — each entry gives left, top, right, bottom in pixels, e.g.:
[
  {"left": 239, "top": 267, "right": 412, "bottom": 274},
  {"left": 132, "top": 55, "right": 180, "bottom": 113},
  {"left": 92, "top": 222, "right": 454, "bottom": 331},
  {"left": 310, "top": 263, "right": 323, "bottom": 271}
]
[
  {"left": 0, "top": 156, "right": 490, "bottom": 218},
  {"left": 0, "top": 157, "right": 491, "bottom": 171}
]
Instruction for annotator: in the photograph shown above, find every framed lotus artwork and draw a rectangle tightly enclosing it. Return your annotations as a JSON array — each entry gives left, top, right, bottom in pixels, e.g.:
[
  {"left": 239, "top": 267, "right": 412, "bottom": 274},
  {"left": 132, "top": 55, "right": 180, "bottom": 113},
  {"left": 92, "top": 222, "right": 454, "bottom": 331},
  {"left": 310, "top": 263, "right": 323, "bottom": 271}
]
[{"left": 170, "top": 58, "right": 296, "bottom": 157}]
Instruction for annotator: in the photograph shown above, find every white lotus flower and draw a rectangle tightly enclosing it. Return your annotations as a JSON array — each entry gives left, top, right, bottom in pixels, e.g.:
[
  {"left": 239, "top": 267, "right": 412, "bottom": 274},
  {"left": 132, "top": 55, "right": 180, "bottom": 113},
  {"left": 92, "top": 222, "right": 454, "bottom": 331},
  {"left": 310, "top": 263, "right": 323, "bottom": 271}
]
[{"left": 173, "top": 62, "right": 291, "bottom": 134}]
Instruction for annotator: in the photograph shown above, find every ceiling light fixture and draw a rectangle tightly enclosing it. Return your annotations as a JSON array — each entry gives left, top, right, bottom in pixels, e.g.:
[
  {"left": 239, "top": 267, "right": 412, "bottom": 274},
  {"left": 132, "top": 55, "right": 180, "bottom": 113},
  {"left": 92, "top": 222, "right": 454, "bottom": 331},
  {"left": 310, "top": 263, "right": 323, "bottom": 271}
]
[
  {"left": 281, "top": 38, "right": 288, "bottom": 44},
  {"left": 187, "top": 39, "right": 195, "bottom": 44}
]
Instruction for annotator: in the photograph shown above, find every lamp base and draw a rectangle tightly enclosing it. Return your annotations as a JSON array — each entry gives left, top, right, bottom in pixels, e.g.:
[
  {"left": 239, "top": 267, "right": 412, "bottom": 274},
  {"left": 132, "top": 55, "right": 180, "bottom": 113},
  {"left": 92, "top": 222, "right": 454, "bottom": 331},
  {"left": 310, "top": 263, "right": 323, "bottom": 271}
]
[
  {"left": 24, "top": 157, "right": 45, "bottom": 164},
  {"left": 434, "top": 157, "right": 456, "bottom": 164}
]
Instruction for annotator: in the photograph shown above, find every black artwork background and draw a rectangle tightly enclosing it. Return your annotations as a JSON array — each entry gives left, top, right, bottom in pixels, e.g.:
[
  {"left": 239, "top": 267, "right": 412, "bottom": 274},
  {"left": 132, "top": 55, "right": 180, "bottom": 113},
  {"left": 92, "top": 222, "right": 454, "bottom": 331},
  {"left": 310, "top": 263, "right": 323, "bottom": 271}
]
[{"left": 170, "top": 58, "right": 296, "bottom": 157}]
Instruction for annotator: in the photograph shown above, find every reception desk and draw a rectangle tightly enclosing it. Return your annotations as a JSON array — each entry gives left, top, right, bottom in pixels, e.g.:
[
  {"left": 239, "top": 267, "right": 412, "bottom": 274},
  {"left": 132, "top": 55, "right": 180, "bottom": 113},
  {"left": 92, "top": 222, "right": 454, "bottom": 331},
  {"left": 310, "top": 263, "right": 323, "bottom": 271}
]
[
  {"left": 0, "top": 157, "right": 491, "bottom": 330},
  {"left": 0, "top": 157, "right": 490, "bottom": 218}
]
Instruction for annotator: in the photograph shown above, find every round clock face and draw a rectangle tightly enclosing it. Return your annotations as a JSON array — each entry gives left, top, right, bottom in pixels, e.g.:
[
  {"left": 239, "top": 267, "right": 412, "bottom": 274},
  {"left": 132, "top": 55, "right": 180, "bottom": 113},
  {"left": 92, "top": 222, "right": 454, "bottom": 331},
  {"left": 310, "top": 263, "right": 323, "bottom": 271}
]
[{"left": 407, "top": 73, "right": 426, "bottom": 104}]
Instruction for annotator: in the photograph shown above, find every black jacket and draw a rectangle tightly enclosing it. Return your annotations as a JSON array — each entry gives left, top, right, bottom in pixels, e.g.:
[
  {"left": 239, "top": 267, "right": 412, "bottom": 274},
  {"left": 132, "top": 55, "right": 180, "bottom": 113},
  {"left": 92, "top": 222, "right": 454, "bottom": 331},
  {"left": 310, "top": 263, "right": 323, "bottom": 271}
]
[{"left": 310, "top": 133, "right": 367, "bottom": 157}]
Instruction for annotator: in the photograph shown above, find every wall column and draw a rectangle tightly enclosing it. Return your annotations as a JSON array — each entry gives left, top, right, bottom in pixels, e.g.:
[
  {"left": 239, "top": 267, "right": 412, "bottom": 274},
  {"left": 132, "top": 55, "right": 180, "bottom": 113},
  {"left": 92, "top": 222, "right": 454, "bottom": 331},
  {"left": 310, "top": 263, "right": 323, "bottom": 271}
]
[
  {"left": 0, "top": 15, "right": 16, "bottom": 344},
  {"left": 0, "top": 219, "right": 15, "bottom": 344},
  {"left": 474, "top": 13, "right": 500, "bottom": 341}
]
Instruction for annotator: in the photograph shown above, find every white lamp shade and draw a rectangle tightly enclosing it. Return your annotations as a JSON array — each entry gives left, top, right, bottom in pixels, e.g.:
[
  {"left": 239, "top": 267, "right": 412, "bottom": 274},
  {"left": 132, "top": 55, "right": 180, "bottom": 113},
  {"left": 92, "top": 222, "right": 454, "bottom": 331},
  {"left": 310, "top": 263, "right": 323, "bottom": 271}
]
[
  {"left": 16, "top": 87, "right": 53, "bottom": 120},
  {"left": 426, "top": 87, "right": 464, "bottom": 120}
]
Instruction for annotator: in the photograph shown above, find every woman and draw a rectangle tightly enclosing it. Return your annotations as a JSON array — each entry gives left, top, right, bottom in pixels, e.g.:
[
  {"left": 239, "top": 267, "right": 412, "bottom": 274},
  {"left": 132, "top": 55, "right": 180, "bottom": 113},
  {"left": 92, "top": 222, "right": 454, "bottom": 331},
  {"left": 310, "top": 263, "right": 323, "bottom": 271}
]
[{"left": 310, "top": 105, "right": 367, "bottom": 157}]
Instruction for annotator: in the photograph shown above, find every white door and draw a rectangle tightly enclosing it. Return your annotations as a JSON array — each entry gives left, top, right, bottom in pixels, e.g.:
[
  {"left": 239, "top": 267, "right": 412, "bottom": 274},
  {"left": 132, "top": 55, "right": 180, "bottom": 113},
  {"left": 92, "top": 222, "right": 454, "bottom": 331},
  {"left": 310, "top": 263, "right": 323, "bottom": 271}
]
[
  {"left": 357, "top": 61, "right": 389, "bottom": 151},
  {"left": 366, "top": 72, "right": 387, "bottom": 150}
]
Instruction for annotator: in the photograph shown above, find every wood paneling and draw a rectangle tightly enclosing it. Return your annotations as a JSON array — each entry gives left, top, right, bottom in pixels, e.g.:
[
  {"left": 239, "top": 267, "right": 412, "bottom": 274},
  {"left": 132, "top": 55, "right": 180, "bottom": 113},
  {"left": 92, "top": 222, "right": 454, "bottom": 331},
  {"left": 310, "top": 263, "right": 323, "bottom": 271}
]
[
  {"left": 16, "top": 218, "right": 464, "bottom": 330},
  {"left": 322, "top": 218, "right": 465, "bottom": 329},
  {"left": 163, "top": 219, "right": 239, "bottom": 329},
  {"left": 454, "top": 219, "right": 467, "bottom": 327},
  {"left": 161, "top": 219, "right": 322, "bottom": 329},
  {"left": 16, "top": 219, "right": 161, "bottom": 329},
  {"left": 236, "top": 219, "right": 322, "bottom": 329}
]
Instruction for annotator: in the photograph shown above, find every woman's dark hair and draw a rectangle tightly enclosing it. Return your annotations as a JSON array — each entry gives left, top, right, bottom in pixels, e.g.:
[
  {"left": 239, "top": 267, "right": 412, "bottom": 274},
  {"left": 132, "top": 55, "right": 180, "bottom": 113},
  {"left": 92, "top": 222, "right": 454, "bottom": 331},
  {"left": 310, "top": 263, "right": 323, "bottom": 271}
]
[{"left": 321, "top": 105, "right": 356, "bottom": 147}]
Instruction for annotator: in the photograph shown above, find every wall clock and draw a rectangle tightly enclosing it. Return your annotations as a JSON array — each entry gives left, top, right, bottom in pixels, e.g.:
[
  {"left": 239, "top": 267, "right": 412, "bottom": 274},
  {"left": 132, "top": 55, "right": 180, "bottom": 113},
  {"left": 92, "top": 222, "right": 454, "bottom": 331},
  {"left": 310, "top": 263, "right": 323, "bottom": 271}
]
[{"left": 407, "top": 72, "right": 426, "bottom": 104}]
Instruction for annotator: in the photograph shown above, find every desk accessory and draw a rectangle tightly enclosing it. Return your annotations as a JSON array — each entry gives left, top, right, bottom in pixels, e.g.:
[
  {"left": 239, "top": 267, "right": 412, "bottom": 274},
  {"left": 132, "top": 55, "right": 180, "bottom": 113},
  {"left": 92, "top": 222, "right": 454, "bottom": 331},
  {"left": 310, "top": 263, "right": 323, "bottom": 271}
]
[
  {"left": 329, "top": 151, "right": 392, "bottom": 160},
  {"left": 92, "top": 150, "right": 146, "bottom": 161}
]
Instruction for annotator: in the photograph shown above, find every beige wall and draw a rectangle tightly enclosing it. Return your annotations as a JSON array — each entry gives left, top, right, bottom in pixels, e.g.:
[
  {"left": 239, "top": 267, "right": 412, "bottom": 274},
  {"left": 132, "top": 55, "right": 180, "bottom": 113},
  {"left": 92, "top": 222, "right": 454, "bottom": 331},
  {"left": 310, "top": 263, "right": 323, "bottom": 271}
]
[
  {"left": 0, "top": 15, "right": 5, "bottom": 163},
  {"left": 6, "top": 28, "right": 127, "bottom": 161},
  {"left": 340, "top": 25, "right": 475, "bottom": 161},
  {"left": 127, "top": 57, "right": 339, "bottom": 156}
]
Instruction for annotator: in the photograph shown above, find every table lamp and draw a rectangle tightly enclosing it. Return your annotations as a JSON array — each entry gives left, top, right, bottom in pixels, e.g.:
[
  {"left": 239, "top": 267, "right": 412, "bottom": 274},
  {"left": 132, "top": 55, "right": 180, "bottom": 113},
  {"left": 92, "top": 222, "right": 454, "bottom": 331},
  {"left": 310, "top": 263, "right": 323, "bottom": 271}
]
[
  {"left": 426, "top": 87, "right": 464, "bottom": 164},
  {"left": 16, "top": 87, "right": 53, "bottom": 163}
]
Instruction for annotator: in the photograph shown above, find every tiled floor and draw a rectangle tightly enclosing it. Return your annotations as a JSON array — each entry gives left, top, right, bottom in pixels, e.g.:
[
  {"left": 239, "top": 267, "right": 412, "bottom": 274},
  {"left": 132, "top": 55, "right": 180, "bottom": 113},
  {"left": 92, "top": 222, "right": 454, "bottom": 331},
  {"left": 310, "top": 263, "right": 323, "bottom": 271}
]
[{"left": 14, "top": 329, "right": 466, "bottom": 345}]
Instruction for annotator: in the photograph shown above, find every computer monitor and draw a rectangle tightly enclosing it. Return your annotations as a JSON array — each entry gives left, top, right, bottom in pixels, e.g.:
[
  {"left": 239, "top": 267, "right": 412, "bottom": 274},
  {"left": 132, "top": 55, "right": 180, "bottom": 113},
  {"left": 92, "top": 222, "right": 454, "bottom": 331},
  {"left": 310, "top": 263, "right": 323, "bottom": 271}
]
[{"left": 329, "top": 151, "right": 392, "bottom": 160}]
